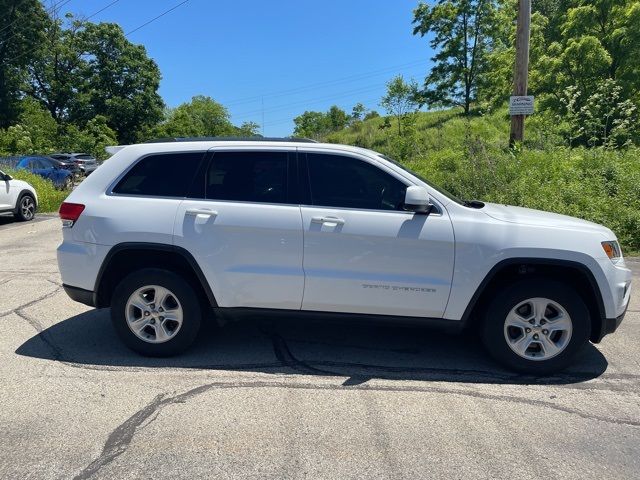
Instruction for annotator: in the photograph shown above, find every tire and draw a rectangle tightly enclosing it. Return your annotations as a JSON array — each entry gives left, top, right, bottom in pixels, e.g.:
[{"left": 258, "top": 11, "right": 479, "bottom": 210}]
[
  {"left": 110, "top": 268, "right": 202, "bottom": 356},
  {"left": 481, "top": 278, "right": 590, "bottom": 375},
  {"left": 14, "top": 194, "right": 36, "bottom": 222}
]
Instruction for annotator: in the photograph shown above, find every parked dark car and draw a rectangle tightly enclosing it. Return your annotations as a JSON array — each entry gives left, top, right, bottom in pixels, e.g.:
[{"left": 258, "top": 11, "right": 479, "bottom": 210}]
[
  {"left": 46, "top": 155, "right": 81, "bottom": 177},
  {"left": 50, "top": 153, "right": 98, "bottom": 176},
  {"left": 0, "top": 156, "right": 74, "bottom": 190}
]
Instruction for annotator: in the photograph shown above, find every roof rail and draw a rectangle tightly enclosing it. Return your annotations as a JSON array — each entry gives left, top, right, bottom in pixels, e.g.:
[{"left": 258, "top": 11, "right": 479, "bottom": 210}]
[{"left": 143, "top": 136, "right": 318, "bottom": 144}]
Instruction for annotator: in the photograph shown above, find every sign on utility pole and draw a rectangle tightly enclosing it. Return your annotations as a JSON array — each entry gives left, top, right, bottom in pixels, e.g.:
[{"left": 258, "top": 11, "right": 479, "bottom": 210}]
[{"left": 509, "top": 0, "right": 531, "bottom": 146}]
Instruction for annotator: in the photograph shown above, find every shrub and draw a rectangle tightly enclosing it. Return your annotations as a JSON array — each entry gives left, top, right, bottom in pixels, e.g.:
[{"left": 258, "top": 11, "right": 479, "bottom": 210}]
[{"left": 4, "top": 168, "right": 68, "bottom": 213}]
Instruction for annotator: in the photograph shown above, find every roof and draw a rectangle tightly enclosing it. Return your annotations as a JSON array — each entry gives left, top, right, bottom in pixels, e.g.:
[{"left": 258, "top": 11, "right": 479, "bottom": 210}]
[{"left": 144, "top": 136, "right": 318, "bottom": 144}]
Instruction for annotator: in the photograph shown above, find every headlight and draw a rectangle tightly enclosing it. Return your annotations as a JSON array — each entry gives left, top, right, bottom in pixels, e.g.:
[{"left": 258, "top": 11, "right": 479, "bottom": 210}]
[{"left": 602, "top": 241, "right": 622, "bottom": 261}]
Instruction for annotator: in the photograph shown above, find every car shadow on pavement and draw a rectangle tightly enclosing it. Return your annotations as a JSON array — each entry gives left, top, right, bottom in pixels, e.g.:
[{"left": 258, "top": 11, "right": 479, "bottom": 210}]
[{"left": 16, "top": 308, "right": 608, "bottom": 385}]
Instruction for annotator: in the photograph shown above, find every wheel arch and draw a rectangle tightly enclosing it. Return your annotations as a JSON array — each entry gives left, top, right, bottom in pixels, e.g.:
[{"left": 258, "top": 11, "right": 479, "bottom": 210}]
[
  {"left": 461, "top": 258, "right": 606, "bottom": 342},
  {"left": 94, "top": 243, "right": 217, "bottom": 309}
]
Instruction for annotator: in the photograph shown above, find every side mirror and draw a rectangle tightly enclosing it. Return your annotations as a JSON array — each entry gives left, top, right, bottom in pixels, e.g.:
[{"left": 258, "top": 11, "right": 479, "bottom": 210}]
[
  {"left": 404, "top": 186, "right": 431, "bottom": 214},
  {"left": 0, "top": 172, "right": 12, "bottom": 181}
]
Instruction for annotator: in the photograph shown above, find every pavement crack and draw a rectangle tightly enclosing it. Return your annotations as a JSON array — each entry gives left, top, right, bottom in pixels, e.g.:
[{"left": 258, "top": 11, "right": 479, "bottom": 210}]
[
  {"left": 69, "top": 376, "right": 640, "bottom": 480},
  {"left": 72, "top": 384, "right": 215, "bottom": 480},
  {"left": 0, "top": 286, "right": 61, "bottom": 318}
]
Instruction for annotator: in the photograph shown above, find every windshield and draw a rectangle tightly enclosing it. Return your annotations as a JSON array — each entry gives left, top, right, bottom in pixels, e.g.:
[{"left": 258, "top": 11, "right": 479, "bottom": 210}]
[{"left": 378, "top": 154, "right": 464, "bottom": 205}]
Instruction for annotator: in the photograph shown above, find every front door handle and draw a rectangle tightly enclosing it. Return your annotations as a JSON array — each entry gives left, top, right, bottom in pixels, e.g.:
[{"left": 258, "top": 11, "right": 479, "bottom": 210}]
[
  {"left": 186, "top": 208, "right": 218, "bottom": 217},
  {"left": 311, "top": 216, "right": 345, "bottom": 226}
]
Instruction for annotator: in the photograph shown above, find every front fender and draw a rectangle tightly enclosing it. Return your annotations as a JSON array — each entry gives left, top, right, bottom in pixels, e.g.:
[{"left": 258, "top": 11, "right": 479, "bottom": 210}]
[{"left": 443, "top": 249, "right": 612, "bottom": 322}]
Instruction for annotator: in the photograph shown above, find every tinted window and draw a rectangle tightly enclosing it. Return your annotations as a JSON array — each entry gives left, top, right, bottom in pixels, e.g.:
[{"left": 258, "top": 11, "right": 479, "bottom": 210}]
[
  {"left": 76, "top": 154, "right": 94, "bottom": 160},
  {"left": 113, "top": 152, "right": 204, "bottom": 197},
  {"left": 306, "top": 153, "right": 406, "bottom": 210},
  {"left": 30, "top": 158, "right": 49, "bottom": 169},
  {"left": 201, "top": 151, "right": 288, "bottom": 204}
]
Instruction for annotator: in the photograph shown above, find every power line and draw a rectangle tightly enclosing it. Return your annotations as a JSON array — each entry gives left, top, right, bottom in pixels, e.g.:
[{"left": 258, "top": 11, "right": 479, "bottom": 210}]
[
  {"left": 85, "top": 0, "right": 121, "bottom": 21},
  {"left": 7, "top": 0, "right": 184, "bottom": 64},
  {"left": 0, "top": 0, "right": 71, "bottom": 46},
  {"left": 233, "top": 84, "right": 385, "bottom": 120},
  {"left": 126, "top": 0, "right": 190, "bottom": 36},
  {"left": 222, "top": 59, "right": 429, "bottom": 107},
  {"left": 230, "top": 64, "right": 426, "bottom": 122},
  {"left": 261, "top": 96, "right": 382, "bottom": 128}
]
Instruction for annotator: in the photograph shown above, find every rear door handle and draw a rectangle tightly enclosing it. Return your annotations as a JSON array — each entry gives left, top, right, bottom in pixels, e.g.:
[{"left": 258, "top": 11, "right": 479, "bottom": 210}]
[
  {"left": 186, "top": 208, "right": 218, "bottom": 217},
  {"left": 311, "top": 216, "right": 345, "bottom": 225}
]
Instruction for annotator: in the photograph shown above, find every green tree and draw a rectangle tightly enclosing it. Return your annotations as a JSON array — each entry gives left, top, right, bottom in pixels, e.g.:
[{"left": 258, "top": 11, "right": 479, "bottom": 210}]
[
  {"left": 26, "top": 17, "right": 164, "bottom": 143},
  {"left": 293, "top": 111, "right": 327, "bottom": 139},
  {"left": 26, "top": 15, "right": 84, "bottom": 123},
  {"left": 235, "top": 121, "right": 261, "bottom": 137},
  {"left": 326, "top": 105, "right": 349, "bottom": 131},
  {"left": 534, "top": 0, "right": 640, "bottom": 115},
  {"left": 351, "top": 103, "right": 366, "bottom": 122},
  {"left": 292, "top": 106, "right": 348, "bottom": 139},
  {"left": 152, "top": 96, "right": 235, "bottom": 139},
  {"left": 413, "top": 0, "right": 497, "bottom": 114},
  {"left": 380, "top": 76, "right": 420, "bottom": 135},
  {"left": 0, "top": 97, "right": 57, "bottom": 154},
  {"left": 0, "top": 0, "right": 47, "bottom": 127},
  {"left": 72, "top": 22, "right": 164, "bottom": 143}
]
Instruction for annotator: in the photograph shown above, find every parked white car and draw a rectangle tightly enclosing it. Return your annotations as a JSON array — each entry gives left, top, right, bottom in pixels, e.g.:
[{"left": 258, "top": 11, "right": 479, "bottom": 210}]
[
  {"left": 0, "top": 169, "right": 38, "bottom": 221},
  {"left": 56, "top": 138, "right": 632, "bottom": 374}
]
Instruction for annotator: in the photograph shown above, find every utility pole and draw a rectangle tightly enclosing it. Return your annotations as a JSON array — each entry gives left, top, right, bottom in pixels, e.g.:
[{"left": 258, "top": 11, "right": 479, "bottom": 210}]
[{"left": 509, "top": 0, "right": 531, "bottom": 146}]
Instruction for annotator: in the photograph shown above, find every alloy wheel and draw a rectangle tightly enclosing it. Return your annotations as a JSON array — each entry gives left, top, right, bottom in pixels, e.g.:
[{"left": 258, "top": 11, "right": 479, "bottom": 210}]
[
  {"left": 503, "top": 297, "right": 573, "bottom": 361},
  {"left": 20, "top": 196, "right": 35, "bottom": 220},
  {"left": 125, "top": 285, "right": 184, "bottom": 343}
]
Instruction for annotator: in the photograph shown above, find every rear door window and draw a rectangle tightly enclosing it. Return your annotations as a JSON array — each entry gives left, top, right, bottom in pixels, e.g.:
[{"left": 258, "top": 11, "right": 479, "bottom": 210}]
[
  {"left": 113, "top": 152, "right": 205, "bottom": 197},
  {"left": 198, "top": 151, "right": 290, "bottom": 204}
]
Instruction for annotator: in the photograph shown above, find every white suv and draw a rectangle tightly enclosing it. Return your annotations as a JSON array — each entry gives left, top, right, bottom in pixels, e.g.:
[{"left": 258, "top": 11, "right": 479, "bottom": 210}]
[
  {"left": 0, "top": 169, "right": 37, "bottom": 221},
  {"left": 56, "top": 139, "right": 632, "bottom": 374}
]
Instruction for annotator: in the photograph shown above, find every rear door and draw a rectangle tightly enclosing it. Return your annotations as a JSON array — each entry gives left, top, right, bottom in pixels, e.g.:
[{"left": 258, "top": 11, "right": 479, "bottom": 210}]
[
  {"left": 174, "top": 148, "right": 304, "bottom": 310},
  {"left": 299, "top": 151, "right": 455, "bottom": 318}
]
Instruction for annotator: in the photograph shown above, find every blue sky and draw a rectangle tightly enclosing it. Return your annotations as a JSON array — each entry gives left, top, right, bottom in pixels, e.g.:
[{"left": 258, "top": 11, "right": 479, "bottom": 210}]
[{"left": 51, "top": 0, "right": 432, "bottom": 136}]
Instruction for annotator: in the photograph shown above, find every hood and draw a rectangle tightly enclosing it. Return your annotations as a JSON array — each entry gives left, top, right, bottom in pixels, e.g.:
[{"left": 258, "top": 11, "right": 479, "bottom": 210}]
[{"left": 481, "top": 202, "right": 612, "bottom": 236}]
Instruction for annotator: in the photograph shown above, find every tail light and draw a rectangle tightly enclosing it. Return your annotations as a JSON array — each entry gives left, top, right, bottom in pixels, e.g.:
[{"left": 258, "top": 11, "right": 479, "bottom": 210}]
[{"left": 59, "top": 202, "right": 85, "bottom": 227}]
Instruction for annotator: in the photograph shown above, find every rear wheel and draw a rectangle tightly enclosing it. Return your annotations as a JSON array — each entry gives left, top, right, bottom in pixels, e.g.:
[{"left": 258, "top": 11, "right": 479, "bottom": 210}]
[
  {"left": 481, "top": 279, "right": 590, "bottom": 375},
  {"left": 14, "top": 194, "right": 36, "bottom": 221},
  {"left": 111, "top": 268, "right": 202, "bottom": 356}
]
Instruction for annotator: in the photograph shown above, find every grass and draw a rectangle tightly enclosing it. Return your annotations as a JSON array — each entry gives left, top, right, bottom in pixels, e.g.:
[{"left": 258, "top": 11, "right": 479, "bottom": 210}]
[
  {"left": 326, "top": 108, "right": 640, "bottom": 253},
  {"left": 5, "top": 168, "right": 68, "bottom": 213}
]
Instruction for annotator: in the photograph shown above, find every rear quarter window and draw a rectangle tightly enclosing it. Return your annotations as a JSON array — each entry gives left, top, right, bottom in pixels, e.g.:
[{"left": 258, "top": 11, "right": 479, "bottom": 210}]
[{"left": 113, "top": 152, "right": 205, "bottom": 197}]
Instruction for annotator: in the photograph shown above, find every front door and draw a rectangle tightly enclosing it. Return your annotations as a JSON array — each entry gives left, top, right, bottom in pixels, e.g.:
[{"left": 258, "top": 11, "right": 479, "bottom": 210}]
[
  {"left": 174, "top": 149, "right": 304, "bottom": 310},
  {"left": 0, "top": 172, "right": 11, "bottom": 210},
  {"left": 299, "top": 152, "right": 455, "bottom": 318}
]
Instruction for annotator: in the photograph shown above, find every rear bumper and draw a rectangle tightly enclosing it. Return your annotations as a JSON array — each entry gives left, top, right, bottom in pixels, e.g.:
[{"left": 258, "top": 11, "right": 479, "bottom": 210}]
[
  {"left": 79, "top": 164, "right": 97, "bottom": 174},
  {"left": 63, "top": 284, "right": 95, "bottom": 307}
]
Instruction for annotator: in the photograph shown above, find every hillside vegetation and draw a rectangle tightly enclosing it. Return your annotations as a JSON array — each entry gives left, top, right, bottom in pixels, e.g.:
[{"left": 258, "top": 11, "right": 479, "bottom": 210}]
[{"left": 325, "top": 109, "right": 640, "bottom": 253}]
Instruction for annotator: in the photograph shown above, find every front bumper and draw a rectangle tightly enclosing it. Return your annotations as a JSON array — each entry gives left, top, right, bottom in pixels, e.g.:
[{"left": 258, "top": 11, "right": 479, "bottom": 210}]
[{"left": 593, "top": 308, "right": 628, "bottom": 343}]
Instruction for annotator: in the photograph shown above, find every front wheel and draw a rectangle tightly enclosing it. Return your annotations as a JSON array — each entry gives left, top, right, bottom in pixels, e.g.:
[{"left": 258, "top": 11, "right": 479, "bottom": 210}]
[
  {"left": 481, "top": 279, "right": 590, "bottom": 375},
  {"left": 111, "top": 268, "right": 202, "bottom": 356}
]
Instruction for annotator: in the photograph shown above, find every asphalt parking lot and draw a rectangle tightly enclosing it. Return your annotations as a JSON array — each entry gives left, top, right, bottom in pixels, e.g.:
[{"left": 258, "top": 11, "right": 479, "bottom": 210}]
[{"left": 0, "top": 217, "right": 639, "bottom": 480}]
